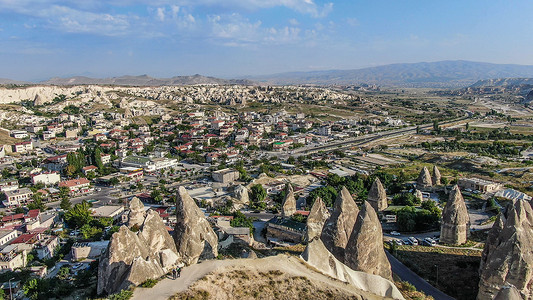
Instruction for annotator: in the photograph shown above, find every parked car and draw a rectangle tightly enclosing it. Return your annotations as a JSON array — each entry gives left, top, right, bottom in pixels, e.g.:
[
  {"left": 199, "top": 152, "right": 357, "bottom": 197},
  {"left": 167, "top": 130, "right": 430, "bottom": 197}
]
[
  {"left": 407, "top": 237, "right": 418, "bottom": 246},
  {"left": 390, "top": 231, "right": 400, "bottom": 236},
  {"left": 422, "top": 237, "right": 437, "bottom": 247}
]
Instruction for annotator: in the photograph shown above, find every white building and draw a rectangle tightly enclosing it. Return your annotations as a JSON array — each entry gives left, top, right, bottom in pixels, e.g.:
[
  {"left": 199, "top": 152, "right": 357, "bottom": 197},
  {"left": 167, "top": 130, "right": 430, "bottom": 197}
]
[
  {"left": 31, "top": 172, "right": 61, "bottom": 185},
  {"left": 3, "top": 188, "right": 33, "bottom": 207},
  {"left": 12, "top": 141, "right": 33, "bottom": 153},
  {"left": 10, "top": 130, "right": 29, "bottom": 139},
  {"left": 121, "top": 156, "right": 178, "bottom": 172},
  {"left": 0, "top": 230, "right": 18, "bottom": 247},
  {"left": 318, "top": 126, "right": 332, "bottom": 136}
]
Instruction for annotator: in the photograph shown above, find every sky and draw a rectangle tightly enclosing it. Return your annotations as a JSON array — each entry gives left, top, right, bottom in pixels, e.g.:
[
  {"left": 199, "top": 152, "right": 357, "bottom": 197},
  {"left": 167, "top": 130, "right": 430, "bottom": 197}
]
[{"left": 1, "top": 0, "right": 533, "bottom": 81}]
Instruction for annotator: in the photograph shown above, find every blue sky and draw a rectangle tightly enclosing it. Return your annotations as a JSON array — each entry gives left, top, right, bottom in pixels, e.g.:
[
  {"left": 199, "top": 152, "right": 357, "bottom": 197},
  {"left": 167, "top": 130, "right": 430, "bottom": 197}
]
[{"left": 1, "top": 0, "right": 533, "bottom": 81}]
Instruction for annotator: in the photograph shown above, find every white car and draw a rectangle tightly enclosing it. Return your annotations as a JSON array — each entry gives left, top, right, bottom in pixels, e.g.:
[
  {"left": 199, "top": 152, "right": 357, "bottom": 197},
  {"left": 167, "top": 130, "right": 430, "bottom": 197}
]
[{"left": 390, "top": 231, "right": 401, "bottom": 236}]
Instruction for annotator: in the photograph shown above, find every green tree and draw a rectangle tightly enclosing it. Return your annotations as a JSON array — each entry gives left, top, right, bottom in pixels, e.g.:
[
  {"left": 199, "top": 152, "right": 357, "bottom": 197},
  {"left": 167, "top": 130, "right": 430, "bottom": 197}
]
[
  {"left": 64, "top": 201, "right": 93, "bottom": 228},
  {"left": 59, "top": 187, "right": 71, "bottom": 210},
  {"left": 28, "top": 192, "right": 46, "bottom": 211},
  {"left": 249, "top": 184, "right": 266, "bottom": 211},
  {"left": 94, "top": 148, "right": 104, "bottom": 170},
  {"left": 57, "top": 266, "right": 70, "bottom": 280}
]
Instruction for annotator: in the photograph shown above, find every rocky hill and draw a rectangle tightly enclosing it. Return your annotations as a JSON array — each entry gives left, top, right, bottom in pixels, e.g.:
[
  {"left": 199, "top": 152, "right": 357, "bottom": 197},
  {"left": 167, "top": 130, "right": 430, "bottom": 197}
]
[
  {"left": 469, "top": 78, "right": 533, "bottom": 88},
  {"left": 41, "top": 74, "right": 255, "bottom": 86},
  {"left": 253, "top": 60, "right": 533, "bottom": 88}
]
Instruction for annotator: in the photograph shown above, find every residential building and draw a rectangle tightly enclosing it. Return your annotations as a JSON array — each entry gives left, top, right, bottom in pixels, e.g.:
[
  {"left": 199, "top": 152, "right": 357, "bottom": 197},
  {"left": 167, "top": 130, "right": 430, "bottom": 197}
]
[
  {"left": 31, "top": 172, "right": 60, "bottom": 185},
  {"left": 0, "top": 245, "right": 27, "bottom": 271},
  {"left": 34, "top": 235, "right": 59, "bottom": 260},
  {"left": 3, "top": 188, "right": 33, "bottom": 207},
  {"left": 58, "top": 178, "right": 92, "bottom": 195},
  {"left": 0, "top": 179, "right": 19, "bottom": 192},
  {"left": 121, "top": 156, "right": 178, "bottom": 172},
  {"left": 12, "top": 141, "right": 33, "bottom": 153},
  {"left": 70, "top": 241, "right": 110, "bottom": 261},
  {"left": 91, "top": 206, "right": 125, "bottom": 220},
  {"left": 0, "top": 230, "right": 18, "bottom": 247},
  {"left": 458, "top": 178, "right": 503, "bottom": 193},
  {"left": 212, "top": 168, "right": 239, "bottom": 184}
]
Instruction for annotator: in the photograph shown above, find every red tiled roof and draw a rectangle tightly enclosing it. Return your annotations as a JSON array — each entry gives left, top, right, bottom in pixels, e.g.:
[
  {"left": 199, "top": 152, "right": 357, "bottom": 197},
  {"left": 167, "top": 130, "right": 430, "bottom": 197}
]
[
  {"left": 11, "top": 233, "right": 37, "bottom": 244},
  {"left": 2, "top": 214, "right": 24, "bottom": 222},
  {"left": 27, "top": 209, "right": 40, "bottom": 219},
  {"left": 59, "top": 178, "right": 90, "bottom": 188}
]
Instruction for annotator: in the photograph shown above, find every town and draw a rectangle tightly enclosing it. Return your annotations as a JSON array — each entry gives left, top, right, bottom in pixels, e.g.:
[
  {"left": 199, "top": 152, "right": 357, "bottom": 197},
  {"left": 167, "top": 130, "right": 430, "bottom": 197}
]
[{"left": 0, "top": 81, "right": 529, "bottom": 299}]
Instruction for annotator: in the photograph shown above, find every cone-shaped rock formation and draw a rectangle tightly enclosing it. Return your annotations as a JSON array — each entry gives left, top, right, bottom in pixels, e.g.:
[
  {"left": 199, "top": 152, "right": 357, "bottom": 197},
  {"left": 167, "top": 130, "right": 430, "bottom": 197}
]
[
  {"left": 478, "top": 200, "right": 533, "bottom": 299},
  {"left": 417, "top": 166, "right": 433, "bottom": 189},
  {"left": 344, "top": 201, "right": 392, "bottom": 280},
  {"left": 432, "top": 165, "right": 442, "bottom": 186},
  {"left": 305, "top": 197, "right": 330, "bottom": 242},
  {"left": 175, "top": 186, "right": 218, "bottom": 265},
  {"left": 281, "top": 184, "right": 297, "bottom": 217},
  {"left": 321, "top": 186, "right": 359, "bottom": 262},
  {"left": 367, "top": 178, "right": 388, "bottom": 212},
  {"left": 127, "top": 197, "right": 146, "bottom": 228},
  {"left": 440, "top": 185, "right": 470, "bottom": 244}
]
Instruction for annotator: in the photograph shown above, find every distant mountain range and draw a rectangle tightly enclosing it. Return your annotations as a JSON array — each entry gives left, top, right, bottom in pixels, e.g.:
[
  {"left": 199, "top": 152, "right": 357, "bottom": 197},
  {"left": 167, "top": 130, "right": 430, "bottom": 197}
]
[
  {"left": 39, "top": 74, "right": 255, "bottom": 86},
  {"left": 252, "top": 60, "right": 533, "bottom": 88},
  {"left": 2, "top": 61, "right": 533, "bottom": 88}
]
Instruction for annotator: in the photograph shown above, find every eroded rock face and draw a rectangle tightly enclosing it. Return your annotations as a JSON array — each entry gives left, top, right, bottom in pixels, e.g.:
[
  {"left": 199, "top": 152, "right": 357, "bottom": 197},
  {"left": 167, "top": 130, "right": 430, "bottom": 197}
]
[
  {"left": 233, "top": 185, "right": 249, "bottom": 210},
  {"left": 127, "top": 197, "right": 146, "bottom": 228},
  {"left": 432, "top": 165, "right": 442, "bottom": 186},
  {"left": 367, "top": 178, "right": 387, "bottom": 212},
  {"left": 321, "top": 186, "right": 359, "bottom": 262},
  {"left": 480, "top": 213, "right": 505, "bottom": 272},
  {"left": 493, "top": 285, "right": 522, "bottom": 300},
  {"left": 97, "top": 208, "right": 180, "bottom": 296},
  {"left": 175, "top": 186, "right": 218, "bottom": 265},
  {"left": 301, "top": 238, "right": 404, "bottom": 300},
  {"left": 417, "top": 166, "right": 433, "bottom": 189},
  {"left": 344, "top": 201, "right": 392, "bottom": 280},
  {"left": 478, "top": 200, "right": 533, "bottom": 299},
  {"left": 282, "top": 184, "right": 297, "bottom": 217},
  {"left": 440, "top": 185, "right": 470, "bottom": 245},
  {"left": 305, "top": 197, "right": 330, "bottom": 242}
]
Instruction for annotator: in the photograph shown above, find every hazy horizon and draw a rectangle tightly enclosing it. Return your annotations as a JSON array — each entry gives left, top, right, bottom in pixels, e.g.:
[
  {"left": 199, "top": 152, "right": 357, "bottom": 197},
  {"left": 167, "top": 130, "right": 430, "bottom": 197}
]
[{"left": 2, "top": 0, "right": 533, "bottom": 81}]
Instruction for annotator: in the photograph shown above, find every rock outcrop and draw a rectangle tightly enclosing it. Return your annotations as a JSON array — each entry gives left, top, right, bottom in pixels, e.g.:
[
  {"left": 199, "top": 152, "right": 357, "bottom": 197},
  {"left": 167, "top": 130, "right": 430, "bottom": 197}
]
[
  {"left": 305, "top": 197, "right": 329, "bottom": 242},
  {"left": 321, "top": 186, "right": 359, "bottom": 262},
  {"left": 344, "top": 201, "right": 392, "bottom": 280},
  {"left": 417, "top": 166, "right": 433, "bottom": 189},
  {"left": 478, "top": 200, "right": 533, "bottom": 299},
  {"left": 480, "top": 213, "right": 505, "bottom": 272},
  {"left": 493, "top": 285, "right": 522, "bottom": 300},
  {"left": 175, "top": 186, "right": 218, "bottom": 265},
  {"left": 432, "top": 165, "right": 442, "bottom": 185},
  {"left": 232, "top": 185, "right": 249, "bottom": 210},
  {"left": 301, "top": 238, "right": 404, "bottom": 300},
  {"left": 440, "top": 185, "right": 470, "bottom": 245},
  {"left": 367, "top": 178, "right": 388, "bottom": 212},
  {"left": 281, "top": 184, "right": 297, "bottom": 217},
  {"left": 98, "top": 206, "right": 180, "bottom": 295},
  {"left": 127, "top": 197, "right": 146, "bottom": 228}
]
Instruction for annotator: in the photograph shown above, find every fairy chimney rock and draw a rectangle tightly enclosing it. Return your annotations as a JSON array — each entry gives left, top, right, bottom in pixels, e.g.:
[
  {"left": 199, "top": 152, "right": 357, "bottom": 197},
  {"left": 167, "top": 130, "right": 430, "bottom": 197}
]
[
  {"left": 305, "top": 197, "right": 330, "bottom": 242},
  {"left": 344, "top": 201, "right": 393, "bottom": 281},
  {"left": 127, "top": 197, "right": 146, "bottom": 228},
  {"left": 478, "top": 200, "right": 533, "bottom": 300},
  {"left": 321, "top": 186, "right": 359, "bottom": 262},
  {"left": 417, "top": 166, "right": 433, "bottom": 189},
  {"left": 432, "top": 165, "right": 442, "bottom": 186},
  {"left": 368, "top": 178, "right": 388, "bottom": 212},
  {"left": 281, "top": 184, "right": 297, "bottom": 217},
  {"left": 175, "top": 186, "right": 218, "bottom": 265},
  {"left": 440, "top": 185, "right": 470, "bottom": 245}
]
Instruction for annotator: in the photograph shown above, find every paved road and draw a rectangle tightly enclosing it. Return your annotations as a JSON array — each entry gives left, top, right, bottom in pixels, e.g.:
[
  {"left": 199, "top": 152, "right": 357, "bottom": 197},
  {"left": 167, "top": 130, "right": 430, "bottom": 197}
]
[{"left": 386, "top": 252, "right": 455, "bottom": 300}]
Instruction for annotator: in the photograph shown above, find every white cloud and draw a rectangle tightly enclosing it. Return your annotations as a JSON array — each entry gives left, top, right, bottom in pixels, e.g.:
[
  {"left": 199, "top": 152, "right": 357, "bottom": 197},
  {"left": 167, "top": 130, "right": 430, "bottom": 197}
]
[
  {"left": 289, "top": 18, "right": 299, "bottom": 25},
  {"left": 157, "top": 7, "right": 165, "bottom": 21}
]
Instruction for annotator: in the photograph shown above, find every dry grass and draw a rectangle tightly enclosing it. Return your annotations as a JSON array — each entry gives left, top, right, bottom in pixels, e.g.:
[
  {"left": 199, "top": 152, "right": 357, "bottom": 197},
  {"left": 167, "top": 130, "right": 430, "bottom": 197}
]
[{"left": 170, "top": 268, "right": 359, "bottom": 300}]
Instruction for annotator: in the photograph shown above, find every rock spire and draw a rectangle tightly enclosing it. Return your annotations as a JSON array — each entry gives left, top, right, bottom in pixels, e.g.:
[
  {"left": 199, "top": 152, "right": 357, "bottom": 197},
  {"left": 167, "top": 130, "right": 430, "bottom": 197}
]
[
  {"left": 321, "top": 186, "right": 359, "bottom": 262},
  {"left": 281, "top": 183, "right": 297, "bottom": 217},
  {"left": 367, "top": 177, "right": 388, "bottom": 212},
  {"left": 305, "top": 197, "right": 330, "bottom": 242},
  {"left": 344, "top": 201, "right": 392, "bottom": 280},
  {"left": 432, "top": 165, "right": 442, "bottom": 185},
  {"left": 478, "top": 200, "right": 533, "bottom": 299},
  {"left": 417, "top": 166, "right": 433, "bottom": 189},
  {"left": 440, "top": 185, "right": 470, "bottom": 245},
  {"left": 175, "top": 186, "right": 218, "bottom": 265}
]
